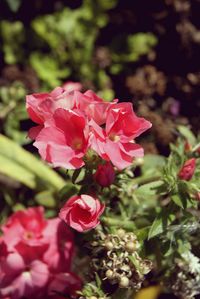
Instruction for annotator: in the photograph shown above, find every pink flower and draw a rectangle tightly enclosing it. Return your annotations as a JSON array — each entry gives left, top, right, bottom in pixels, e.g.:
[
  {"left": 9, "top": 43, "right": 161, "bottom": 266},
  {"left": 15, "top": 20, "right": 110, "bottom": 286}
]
[
  {"left": 26, "top": 88, "right": 151, "bottom": 170},
  {"left": 0, "top": 207, "right": 80, "bottom": 299},
  {"left": 75, "top": 90, "right": 117, "bottom": 125},
  {"left": 34, "top": 109, "right": 89, "bottom": 169},
  {"left": 178, "top": 158, "right": 196, "bottom": 181},
  {"left": 43, "top": 219, "right": 74, "bottom": 272},
  {"left": 48, "top": 272, "right": 81, "bottom": 298},
  {"left": 94, "top": 162, "right": 115, "bottom": 187},
  {"left": 0, "top": 252, "right": 49, "bottom": 299},
  {"left": 2, "top": 207, "right": 47, "bottom": 249},
  {"left": 62, "top": 81, "right": 82, "bottom": 92},
  {"left": 26, "top": 87, "right": 76, "bottom": 139},
  {"left": 59, "top": 195, "right": 105, "bottom": 232},
  {"left": 90, "top": 103, "right": 152, "bottom": 169},
  {"left": 26, "top": 87, "right": 75, "bottom": 125}
]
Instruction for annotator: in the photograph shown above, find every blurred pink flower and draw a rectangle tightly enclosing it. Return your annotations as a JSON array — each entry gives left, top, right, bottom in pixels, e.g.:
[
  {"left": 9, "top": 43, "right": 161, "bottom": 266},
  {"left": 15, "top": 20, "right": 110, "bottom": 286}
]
[
  {"left": 0, "top": 252, "right": 49, "bottom": 299},
  {"left": 43, "top": 219, "right": 74, "bottom": 272},
  {"left": 0, "top": 207, "right": 80, "bottom": 299}
]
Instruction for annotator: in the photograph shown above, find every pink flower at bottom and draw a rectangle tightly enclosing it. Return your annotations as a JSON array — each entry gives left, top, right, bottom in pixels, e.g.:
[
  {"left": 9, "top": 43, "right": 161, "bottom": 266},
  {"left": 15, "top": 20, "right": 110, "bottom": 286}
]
[
  {"left": 48, "top": 272, "right": 81, "bottom": 298},
  {"left": 59, "top": 195, "right": 105, "bottom": 232},
  {"left": 0, "top": 252, "right": 49, "bottom": 299},
  {"left": 43, "top": 219, "right": 74, "bottom": 272}
]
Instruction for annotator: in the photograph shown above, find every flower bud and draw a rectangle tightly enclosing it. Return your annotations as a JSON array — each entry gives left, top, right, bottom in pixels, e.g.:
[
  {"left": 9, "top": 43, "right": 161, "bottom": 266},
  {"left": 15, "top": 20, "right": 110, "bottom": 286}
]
[
  {"left": 119, "top": 276, "right": 129, "bottom": 288},
  {"left": 117, "top": 229, "right": 125, "bottom": 238},
  {"left": 94, "top": 162, "right": 115, "bottom": 187},
  {"left": 104, "top": 241, "right": 114, "bottom": 251},
  {"left": 106, "top": 269, "right": 114, "bottom": 279},
  {"left": 125, "top": 241, "right": 136, "bottom": 253},
  {"left": 178, "top": 158, "right": 196, "bottom": 181}
]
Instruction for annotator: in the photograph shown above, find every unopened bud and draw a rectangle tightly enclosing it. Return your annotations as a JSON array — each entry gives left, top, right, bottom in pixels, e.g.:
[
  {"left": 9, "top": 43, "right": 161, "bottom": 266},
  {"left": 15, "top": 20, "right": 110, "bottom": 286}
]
[
  {"left": 105, "top": 241, "right": 114, "bottom": 251},
  {"left": 117, "top": 229, "right": 125, "bottom": 238},
  {"left": 119, "top": 276, "right": 130, "bottom": 288},
  {"left": 178, "top": 158, "right": 196, "bottom": 181},
  {"left": 94, "top": 162, "right": 115, "bottom": 187},
  {"left": 125, "top": 241, "right": 136, "bottom": 253},
  {"left": 106, "top": 269, "right": 114, "bottom": 279}
]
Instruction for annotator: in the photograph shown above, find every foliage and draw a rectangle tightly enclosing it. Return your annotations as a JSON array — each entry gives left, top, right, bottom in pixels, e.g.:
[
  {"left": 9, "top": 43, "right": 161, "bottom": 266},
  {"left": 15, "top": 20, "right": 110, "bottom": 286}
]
[
  {"left": 0, "top": 20, "right": 24, "bottom": 64},
  {"left": 0, "top": 81, "right": 27, "bottom": 144}
]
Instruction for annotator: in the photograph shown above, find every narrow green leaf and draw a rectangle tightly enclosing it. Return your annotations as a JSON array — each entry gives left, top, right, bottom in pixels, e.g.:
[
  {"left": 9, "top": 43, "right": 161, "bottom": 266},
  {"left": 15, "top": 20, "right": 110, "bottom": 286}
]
[
  {"left": 0, "top": 134, "right": 65, "bottom": 190},
  {"left": 177, "top": 125, "right": 196, "bottom": 145},
  {"left": 0, "top": 154, "right": 36, "bottom": 188}
]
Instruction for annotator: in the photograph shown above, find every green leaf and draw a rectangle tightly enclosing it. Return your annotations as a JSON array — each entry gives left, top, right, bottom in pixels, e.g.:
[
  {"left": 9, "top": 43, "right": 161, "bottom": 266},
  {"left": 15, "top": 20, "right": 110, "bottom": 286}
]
[
  {"left": 59, "top": 184, "right": 78, "bottom": 201},
  {"left": 171, "top": 194, "right": 185, "bottom": 209},
  {"left": 148, "top": 212, "right": 175, "bottom": 240},
  {"left": 72, "top": 168, "right": 82, "bottom": 184},
  {"left": 5, "top": 0, "right": 22, "bottom": 12},
  {"left": 0, "top": 134, "right": 65, "bottom": 190},
  {"left": 177, "top": 125, "right": 196, "bottom": 146},
  {"left": 35, "top": 191, "right": 56, "bottom": 208},
  {"left": 148, "top": 215, "right": 163, "bottom": 240},
  {"left": 142, "top": 154, "right": 166, "bottom": 176},
  {"left": 135, "top": 181, "right": 163, "bottom": 198},
  {"left": 0, "top": 155, "right": 36, "bottom": 188}
]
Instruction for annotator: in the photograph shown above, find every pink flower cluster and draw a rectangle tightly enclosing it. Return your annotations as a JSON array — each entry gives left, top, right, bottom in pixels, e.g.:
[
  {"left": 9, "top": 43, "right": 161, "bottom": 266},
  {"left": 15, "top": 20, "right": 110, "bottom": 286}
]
[
  {"left": 26, "top": 88, "right": 151, "bottom": 170},
  {"left": 0, "top": 207, "right": 81, "bottom": 299}
]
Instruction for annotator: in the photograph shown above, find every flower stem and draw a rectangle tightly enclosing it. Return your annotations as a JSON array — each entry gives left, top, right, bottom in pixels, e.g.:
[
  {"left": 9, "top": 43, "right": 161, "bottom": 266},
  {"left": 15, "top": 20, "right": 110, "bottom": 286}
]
[
  {"left": 102, "top": 216, "right": 136, "bottom": 230},
  {"left": 131, "top": 174, "right": 161, "bottom": 186}
]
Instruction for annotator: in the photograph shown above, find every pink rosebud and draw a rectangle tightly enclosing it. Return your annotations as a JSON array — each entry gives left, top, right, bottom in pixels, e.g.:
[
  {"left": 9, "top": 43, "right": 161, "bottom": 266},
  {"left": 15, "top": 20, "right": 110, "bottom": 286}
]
[
  {"left": 94, "top": 162, "right": 115, "bottom": 187},
  {"left": 178, "top": 158, "right": 196, "bottom": 181},
  {"left": 59, "top": 195, "right": 105, "bottom": 232}
]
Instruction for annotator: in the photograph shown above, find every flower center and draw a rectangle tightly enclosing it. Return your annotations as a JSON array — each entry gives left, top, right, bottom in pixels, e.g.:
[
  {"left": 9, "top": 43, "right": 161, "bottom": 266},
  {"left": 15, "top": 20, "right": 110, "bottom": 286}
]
[
  {"left": 109, "top": 134, "right": 120, "bottom": 142},
  {"left": 24, "top": 231, "right": 34, "bottom": 240},
  {"left": 72, "top": 138, "right": 83, "bottom": 150}
]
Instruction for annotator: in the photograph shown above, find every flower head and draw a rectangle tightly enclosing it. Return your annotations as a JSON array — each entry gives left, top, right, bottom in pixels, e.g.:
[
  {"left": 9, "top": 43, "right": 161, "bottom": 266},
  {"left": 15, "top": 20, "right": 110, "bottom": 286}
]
[
  {"left": 178, "top": 158, "right": 196, "bottom": 181},
  {"left": 94, "top": 162, "right": 115, "bottom": 187},
  {"left": 59, "top": 194, "right": 105, "bottom": 232}
]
